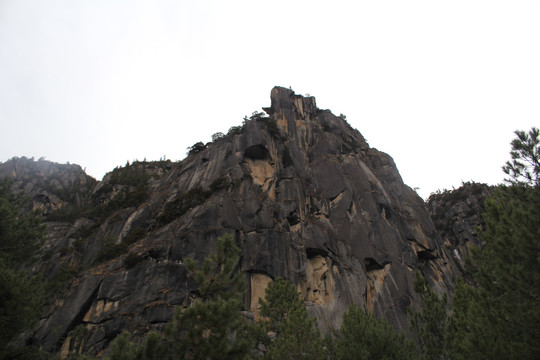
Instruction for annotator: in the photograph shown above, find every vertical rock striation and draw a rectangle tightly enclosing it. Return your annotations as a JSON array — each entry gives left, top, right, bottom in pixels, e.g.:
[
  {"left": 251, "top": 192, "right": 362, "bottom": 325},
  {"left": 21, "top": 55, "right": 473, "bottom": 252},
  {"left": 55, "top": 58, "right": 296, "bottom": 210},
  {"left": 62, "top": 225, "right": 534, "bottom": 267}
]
[{"left": 1, "top": 87, "right": 460, "bottom": 356}]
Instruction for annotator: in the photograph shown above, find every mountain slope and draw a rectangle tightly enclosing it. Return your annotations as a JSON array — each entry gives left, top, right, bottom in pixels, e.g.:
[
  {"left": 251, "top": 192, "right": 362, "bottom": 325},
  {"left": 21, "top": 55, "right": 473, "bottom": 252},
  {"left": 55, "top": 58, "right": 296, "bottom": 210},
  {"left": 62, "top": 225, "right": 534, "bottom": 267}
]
[{"left": 1, "top": 87, "right": 459, "bottom": 357}]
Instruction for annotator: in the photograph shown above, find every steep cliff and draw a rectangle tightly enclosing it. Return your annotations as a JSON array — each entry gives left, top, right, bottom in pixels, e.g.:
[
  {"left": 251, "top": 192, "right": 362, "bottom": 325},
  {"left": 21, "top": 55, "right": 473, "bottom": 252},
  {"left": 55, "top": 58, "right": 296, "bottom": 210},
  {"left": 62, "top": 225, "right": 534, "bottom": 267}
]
[
  {"left": 0, "top": 157, "right": 96, "bottom": 214},
  {"left": 0, "top": 87, "right": 459, "bottom": 357},
  {"left": 426, "top": 182, "right": 493, "bottom": 268}
]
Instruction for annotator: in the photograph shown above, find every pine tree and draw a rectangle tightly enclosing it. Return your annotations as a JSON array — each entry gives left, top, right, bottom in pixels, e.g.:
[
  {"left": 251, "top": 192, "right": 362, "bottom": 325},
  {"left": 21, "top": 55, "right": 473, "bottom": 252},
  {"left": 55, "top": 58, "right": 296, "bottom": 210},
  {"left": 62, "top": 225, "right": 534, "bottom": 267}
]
[
  {"left": 183, "top": 233, "right": 246, "bottom": 303},
  {"left": 102, "top": 234, "right": 254, "bottom": 360},
  {"left": 502, "top": 127, "right": 540, "bottom": 186},
  {"left": 448, "top": 186, "right": 540, "bottom": 359},
  {"left": 0, "top": 179, "right": 46, "bottom": 358},
  {"left": 449, "top": 128, "right": 540, "bottom": 359},
  {"left": 164, "top": 234, "right": 254, "bottom": 359},
  {"left": 0, "top": 178, "right": 45, "bottom": 268},
  {"left": 408, "top": 271, "right": 450, "bottom": 360},
  {"left": 104, "top": 331, "right": 166, "bottom": 360},
  {"left": 334, "top": 304, "right": 418, "bottom": 360},
  {"left": 107, "top": 332, "right": 141, "bottom": 360},
  {"left": 0, "top": 262, "right": 47, "bottom": 357},
  {"left": 258, "top": 277, "right": 326, "bottom": 360}
]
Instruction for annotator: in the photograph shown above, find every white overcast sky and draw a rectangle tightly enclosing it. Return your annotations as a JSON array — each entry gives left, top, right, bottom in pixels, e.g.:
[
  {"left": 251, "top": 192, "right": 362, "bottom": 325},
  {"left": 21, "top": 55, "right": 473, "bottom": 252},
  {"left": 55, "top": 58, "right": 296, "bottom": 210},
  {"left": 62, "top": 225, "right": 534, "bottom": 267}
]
[{"left": 1, "top": 0, "right": 539, "bottom": 199}]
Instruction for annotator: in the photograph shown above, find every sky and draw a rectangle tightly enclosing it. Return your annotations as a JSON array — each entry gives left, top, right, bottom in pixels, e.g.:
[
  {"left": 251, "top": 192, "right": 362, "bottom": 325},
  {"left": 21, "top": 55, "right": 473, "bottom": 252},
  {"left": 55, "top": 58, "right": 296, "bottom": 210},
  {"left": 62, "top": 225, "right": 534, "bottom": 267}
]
[{"left": 1, "top": 0, "right": 539, "bottom": 199}]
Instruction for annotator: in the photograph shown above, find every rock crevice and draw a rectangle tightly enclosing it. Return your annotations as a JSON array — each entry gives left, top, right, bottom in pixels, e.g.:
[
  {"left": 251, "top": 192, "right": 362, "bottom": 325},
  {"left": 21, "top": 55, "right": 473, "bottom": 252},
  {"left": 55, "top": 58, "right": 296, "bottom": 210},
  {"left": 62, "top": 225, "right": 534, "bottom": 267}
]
[{"left": 0, "top": 87, "right": 460, "bottom": 356}]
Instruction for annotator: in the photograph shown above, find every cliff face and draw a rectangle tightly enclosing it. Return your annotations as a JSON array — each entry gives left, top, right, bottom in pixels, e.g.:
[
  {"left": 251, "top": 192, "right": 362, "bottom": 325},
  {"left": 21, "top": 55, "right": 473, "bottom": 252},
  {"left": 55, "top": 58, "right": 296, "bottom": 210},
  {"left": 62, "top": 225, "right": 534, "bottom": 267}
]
[
  {"left": 426, "top": 182, "right": 493, "bottom": 267},
  {"left": 0, "top": 158, "right": 95, "bottom": 214},
  {"left": 1, "top": 87, "right": 459, "bottom": 356}
]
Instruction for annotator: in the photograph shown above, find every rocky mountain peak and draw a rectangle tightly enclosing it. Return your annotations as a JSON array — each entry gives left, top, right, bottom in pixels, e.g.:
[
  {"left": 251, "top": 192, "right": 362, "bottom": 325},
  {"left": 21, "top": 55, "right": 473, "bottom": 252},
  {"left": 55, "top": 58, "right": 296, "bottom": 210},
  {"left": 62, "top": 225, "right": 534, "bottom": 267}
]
[
  {"left": 1, "top": 88, "right": 460, "bottom": 357},
  {"left": 0, "top": 156, "right": 96, "bottom": 214},
  {"left": 269, "top": 86, "right": 317, "bottom": 136}
]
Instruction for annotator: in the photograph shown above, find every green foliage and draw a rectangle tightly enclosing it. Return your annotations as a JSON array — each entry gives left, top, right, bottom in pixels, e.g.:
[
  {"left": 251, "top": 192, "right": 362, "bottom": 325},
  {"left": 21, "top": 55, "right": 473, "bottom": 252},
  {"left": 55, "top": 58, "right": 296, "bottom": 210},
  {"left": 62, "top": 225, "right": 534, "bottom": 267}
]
[
  {"left": 409, "top": 271, "right": 450, "bottom": 360},
  {"left": 259, "top": 277, "right": 302, "bottom": 329},
  {"left": 0, "top": 179, "right": 46, "bottom": 356},
  {"left": 103, "top": 165, "right": 150, "bottom": 212},
  {"left": 166, "top": 297, "right": 253, "bottom": 359},
  {"left": 104, "top": 234, "right": 253, "bottom": 359},
  {"left": 427, "top": 181, "right": 489, "bottom": 234},
  {"left": 183, "top": 234, "right": 245, "bottom": 301},
  {"left": 0, "top": 260, "right": 46, "bottom": 353},
  {"left": 227, "top": 125, "right": 243, "bottom": 136},
  {"left": 67, "top": 324, "right": 89, "bottom": 356},
  {"left": 48, "top": 164, "right": 150, "bottom": 223},
  {"left": 502, "top": 127, "right": 540, "bottom": 186},
  {"left": 98, "top": 186, "right": 147, "bottom": 218},
  {"left": 107, "top": 332, "right": 141, "bottom": 360},
  {"left": 102, "top": 331, "right": 167, "bottom": 360},
  {"left": 187, "top": 142, "right": 207, "bottom": 155},
  {"left": 211, "top": 132, "right": 225, "bottom": 142},
  {"left": 0, "top": 343, "right": 50, "bottom": 360},
  {"left": 164, "top": 234, "right": 254, "bottom": 359},
  {"left": 94, "top": 235, "right": 126, "bottom": 264},
  {"left": 421, "top": 129, "right": 540, "bottom": 359},
  {"left": 158, "top": 178, "right": 228, "bottom": 226},
  {"left": 445, "top": 129, "right": 540, "bottom": 359},
  {"left": 0, "top": 178, "right": 45, "bottom": 267},
  {"left": 132, "top": 159, "right": 174, "bottom": 170},
  {"left": 258, "top": 277, "right": 326, "bottom": 360},
  {"left": 46, "top": 203, "right": 91, "bottom": 223},
  {"left": 67, "top": 354, "right": 96, "bottom": 360},
  {"left": 158, "top": 177, "right": 229, "bottom": 225},
  {"left": 124, "top": 227, "right": 146, "bottom": 245},
  {"left": 333, "top": 304, "right": 418, "bottom": 360},
  {"left": 47, "top": 262, "right": 79, "bottom": 296},
  {"left": 158, "top": 187, "right": 211, "bottom": 225},
  {"left": 94, "top": 228, "right": 145, "bottom": 265},
  {"left": 247, "top": 111, "right": 284, "bottom": 140},
  {"left": 448, "top": 186, "right": 540, "bottom": 359},
  {"left": 262, "top": 118, "right": 283, "bottom": 140},
  {"left": 138, "top": 331, "right": 168, "bottom": 360},
  {"left": 245, "top": 111, "right": 267, "bottom": 122},
  {"left": 74, "top": 223, "right": 99, "bottom": 240},
  {"left": 109, "top": 165, "right": 150, "bottom": 188}
]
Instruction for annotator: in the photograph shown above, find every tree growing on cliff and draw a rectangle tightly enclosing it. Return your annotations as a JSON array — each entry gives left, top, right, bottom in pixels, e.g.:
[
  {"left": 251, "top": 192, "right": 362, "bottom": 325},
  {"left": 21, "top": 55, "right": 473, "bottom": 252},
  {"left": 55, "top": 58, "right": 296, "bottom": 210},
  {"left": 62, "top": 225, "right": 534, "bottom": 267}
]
[
  {"left": 0, "top": 178, "right": 45, "bottom": 267},
  {"left": 333, "top": 304, "right": 418, "bottom": 360},
  {"left": 164, "top": 233, "right": 254, "bottom": 359},
  {"left": 502, "top": 126, "right": 540, "bottom": 186},
  {"left": 258, "top": 277, "right": 326, "bottom": 360},
  {"left": 103, "top": 234, "right": 254, "bottom": 360},
  {"left": 447, "top": 127, "right": 540, "bottom": 359},
  {"left": 448, "top": 185, "right": 540, "bottom": 359},
  {"left": 0, "top": 179, "right": 46, "bottom": 358},
  {"left": 408, "top": 271, "right": 451, "bottom": 360}
]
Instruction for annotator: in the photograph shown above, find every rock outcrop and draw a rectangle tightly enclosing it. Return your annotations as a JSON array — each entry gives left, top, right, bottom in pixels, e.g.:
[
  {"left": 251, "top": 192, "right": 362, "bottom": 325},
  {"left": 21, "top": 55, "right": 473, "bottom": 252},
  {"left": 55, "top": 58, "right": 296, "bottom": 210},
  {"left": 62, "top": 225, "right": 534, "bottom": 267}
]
[
  {"left": 0, "top": 157, "right": 96, "bottom": 214},
  {"left": 1, "top": 87, "right": 460, "bottom": 357},
  {"left": 426, "top": 182, "right": 493, "bottom": 268}
]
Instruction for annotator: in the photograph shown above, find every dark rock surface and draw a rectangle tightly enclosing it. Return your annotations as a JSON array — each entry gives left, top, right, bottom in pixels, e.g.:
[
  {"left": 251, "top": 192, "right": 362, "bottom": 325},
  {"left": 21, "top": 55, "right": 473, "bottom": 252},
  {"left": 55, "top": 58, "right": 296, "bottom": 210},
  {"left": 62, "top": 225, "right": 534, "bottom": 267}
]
[
  {"left": 1, "top": 87, "right": 461, "bottom": 357},
  {"left": 0, "top": 157, "right": 96, "bottom": 215},
  {"left": 426, "top": 182, "right": 493, "bottom": 268}
]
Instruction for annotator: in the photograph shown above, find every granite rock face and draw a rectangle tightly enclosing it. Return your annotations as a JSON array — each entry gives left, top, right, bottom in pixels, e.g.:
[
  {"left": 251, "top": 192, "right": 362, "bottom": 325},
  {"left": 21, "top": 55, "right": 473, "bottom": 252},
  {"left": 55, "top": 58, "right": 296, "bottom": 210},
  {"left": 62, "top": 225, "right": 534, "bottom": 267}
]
[
  {"left": 0, "top": 157, "right": 96, "bottom": 214},
  {"left": 426, "top": 182, "right": 493, "bottom": 267},
  {"left": 1, "top": 87, "right": 460, "bottom": 356}
]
